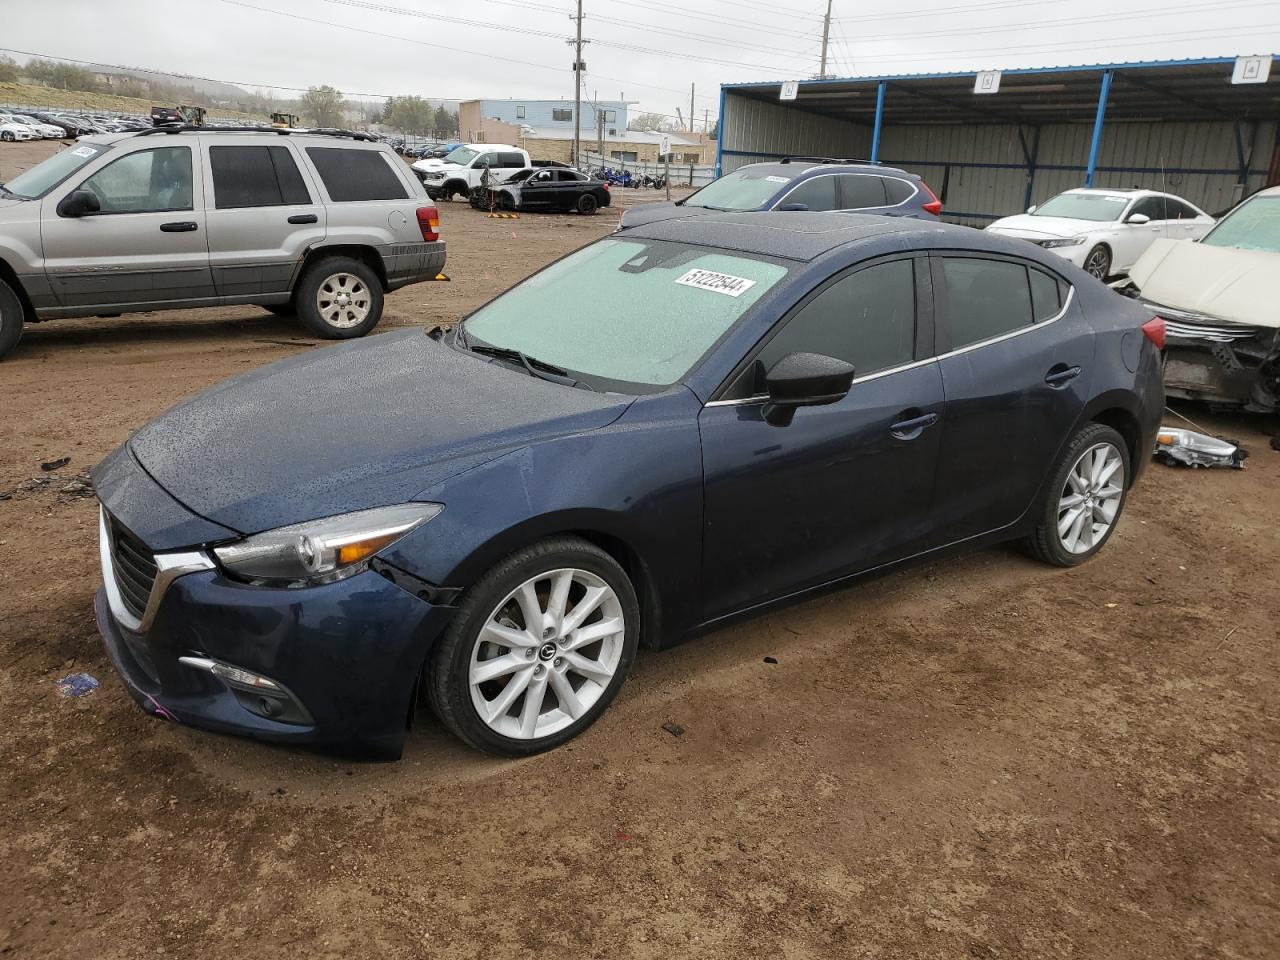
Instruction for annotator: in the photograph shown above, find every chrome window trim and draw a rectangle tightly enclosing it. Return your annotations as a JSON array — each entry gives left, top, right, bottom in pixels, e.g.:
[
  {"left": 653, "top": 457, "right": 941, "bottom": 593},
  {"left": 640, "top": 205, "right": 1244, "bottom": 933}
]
[
  {"left": 769, "top": 171, "right": 919, "bottom": 212},
  {"left": 705, "top": 284, "right": 1074, "bottom": 408},
  {"left": 99, "top": 507, "right": 216, "bottom": 634}
]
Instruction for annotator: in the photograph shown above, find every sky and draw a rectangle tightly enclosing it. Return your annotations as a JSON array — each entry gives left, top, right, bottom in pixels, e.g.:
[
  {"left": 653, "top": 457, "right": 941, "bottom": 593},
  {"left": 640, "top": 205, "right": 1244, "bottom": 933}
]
[{"left": 2, "top": 0, "right": 1278, "bottom": 125}]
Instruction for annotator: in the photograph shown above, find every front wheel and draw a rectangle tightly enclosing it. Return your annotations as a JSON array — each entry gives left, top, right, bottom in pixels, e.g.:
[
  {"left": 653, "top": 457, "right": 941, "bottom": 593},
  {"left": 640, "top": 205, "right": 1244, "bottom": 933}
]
[
  {"left": 1025, "top": 423, "right": 1130, "bottom": 566},
  {"left": 294, "top": 257, "right": 384, "bottom": 339},
  {"left": 0, "top": 278, "right": 25, "bottom": 359},
  {"left": 427, "top": 537, "right": 640, "bottom": 756},
  {"left": 0, "top": 131, "right": 13, "bottom": 142},
  {"left": 1083, "top": 244, "right": 1111, "bottom": 280}
]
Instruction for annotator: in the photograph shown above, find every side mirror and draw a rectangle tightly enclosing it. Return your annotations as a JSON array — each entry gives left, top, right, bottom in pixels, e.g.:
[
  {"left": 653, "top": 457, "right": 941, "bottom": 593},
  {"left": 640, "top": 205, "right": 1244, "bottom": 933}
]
[
  {"left": 1026, "top": 204, "right": 1037, "bottom": 214},
  {"left": 57, "top": 189, "right": 100, "bottom": 218},
  {"left": 1126, "top": 212, "right": 1150, "bottom": 225},
  {"left": 776, "top": 202, "right": 809, "bottom": 212},
  {"left": 762, "top": 352, "right": 855, "bottom": 426}
]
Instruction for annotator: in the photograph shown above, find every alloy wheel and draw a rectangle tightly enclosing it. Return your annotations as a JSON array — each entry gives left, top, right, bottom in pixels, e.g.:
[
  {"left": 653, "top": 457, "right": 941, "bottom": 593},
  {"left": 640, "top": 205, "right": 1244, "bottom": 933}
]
[
  {"left": 469, "top": 568, "right": 625, "bottom": 740},
  {"left": 315, "top": 273, "right": 371, "bottom": 329},
  {"left": 1057, "top": 441, "right": 1124, "bottom": 554},
  {"left": 1084, "top": 247, "right": 1110, "bottom": 279}
]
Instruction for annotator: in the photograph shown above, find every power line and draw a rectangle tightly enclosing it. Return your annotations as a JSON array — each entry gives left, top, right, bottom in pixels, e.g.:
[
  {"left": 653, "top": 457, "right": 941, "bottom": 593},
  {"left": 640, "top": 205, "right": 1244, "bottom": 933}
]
[
  {"left": 0, "top": 46, "right": 703, "bottom": 127},
  {"left": 835, "top": 0, "right": 1263, "bottom": 23}
]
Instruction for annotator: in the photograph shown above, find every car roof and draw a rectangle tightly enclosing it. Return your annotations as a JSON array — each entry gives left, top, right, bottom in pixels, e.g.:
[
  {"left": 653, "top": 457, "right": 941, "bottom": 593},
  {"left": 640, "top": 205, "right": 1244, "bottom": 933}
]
[
  {"left": 621, "top": 210, "right": 972, "bottom": 262},
  {"left": 739, "top": 160, "right": 917, "bottom": 180}
]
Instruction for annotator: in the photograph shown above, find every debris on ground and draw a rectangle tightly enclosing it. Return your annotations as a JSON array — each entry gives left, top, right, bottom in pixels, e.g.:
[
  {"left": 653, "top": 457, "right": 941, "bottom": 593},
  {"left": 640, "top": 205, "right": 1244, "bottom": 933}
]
[
  {"left": 0, "top": 472, "right": 94, "bottom": 503},
  {"left": 55, "top": 673, "right": 100, "bottom": 698},
  {"left": 763, "top": 656, "right": 779, "bottom": 664},
  {"left": 1153, "top": 427, "right": 1248, "bottom": 469},
  {"left": 661, "top": 722, "right": 685, "bottom": 738},
  {"left": 40, "top": 456, "right": 70, "bottom": 471}
]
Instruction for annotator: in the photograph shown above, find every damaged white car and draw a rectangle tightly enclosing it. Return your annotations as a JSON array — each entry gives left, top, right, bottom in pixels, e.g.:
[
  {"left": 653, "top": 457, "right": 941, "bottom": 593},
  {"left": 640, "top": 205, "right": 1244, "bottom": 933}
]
[{"left": 1116, "top": 186, "right": 1280, "bottom": 413}]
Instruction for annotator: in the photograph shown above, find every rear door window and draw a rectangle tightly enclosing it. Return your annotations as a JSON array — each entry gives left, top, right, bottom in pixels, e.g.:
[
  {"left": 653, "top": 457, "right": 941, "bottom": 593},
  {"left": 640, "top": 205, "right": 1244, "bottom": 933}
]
[
  {"left": 883, "top": 177, "right": 916, "bottom": 204},
  {"left": 780, "top": 175, "right": 837, "bottom": 211},
  {"left": 938, "top": 257, "right": 1035, "bottom": 349},
  {"left": 838, "top": 174, "right": 888, "bottom": 210},
  {"left": 304, "top": 147, "right": 408, "bottom": 201},
  {"left": 1165, "top": 198, "right": 1201, "bottom": 220},
  {"left": 210, "top": 145, "right": 311, "bottom": 208}
]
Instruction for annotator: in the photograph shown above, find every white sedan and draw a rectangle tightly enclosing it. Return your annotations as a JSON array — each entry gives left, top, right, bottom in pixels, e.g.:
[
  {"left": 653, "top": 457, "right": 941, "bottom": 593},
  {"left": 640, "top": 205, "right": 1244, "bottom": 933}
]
[
  {"left": 987, "top": 188, "right": 1215, "bottom": 279},
  {"left": 0, "top": 114, "right": 65, "bottom": 140},
  {"left": 0, "top": 119, "right": 39, "bottom": 143}
]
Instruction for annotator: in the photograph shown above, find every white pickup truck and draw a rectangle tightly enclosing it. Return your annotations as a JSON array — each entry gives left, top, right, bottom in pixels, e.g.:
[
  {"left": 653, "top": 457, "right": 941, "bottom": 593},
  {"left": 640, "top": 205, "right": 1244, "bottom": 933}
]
[{"left": 412, "top": 144, "right": 531, "bottom": 201}]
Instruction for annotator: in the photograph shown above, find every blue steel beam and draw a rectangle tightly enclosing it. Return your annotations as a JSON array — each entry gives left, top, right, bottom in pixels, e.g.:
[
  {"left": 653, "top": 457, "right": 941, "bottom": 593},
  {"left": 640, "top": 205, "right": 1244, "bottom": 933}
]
[
  {"left": 870, "top": 80, "right": 886, "bottom": 163},
  {"left": 1084, "top": 69, "right": 1114, "bottom": 187}
]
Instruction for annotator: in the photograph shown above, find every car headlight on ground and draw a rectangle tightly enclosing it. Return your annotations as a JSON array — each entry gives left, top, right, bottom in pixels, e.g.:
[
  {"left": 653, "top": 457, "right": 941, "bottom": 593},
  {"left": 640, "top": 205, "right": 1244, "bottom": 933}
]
[
  {"left": 213, "top": 503, "right": 443, "bottom": 586},
  {"left": 426, "top": 172, "right": 445, "bottom": 181},
  {"left": 1041, "top": 236, "right": 1088, "bottom": 248}
]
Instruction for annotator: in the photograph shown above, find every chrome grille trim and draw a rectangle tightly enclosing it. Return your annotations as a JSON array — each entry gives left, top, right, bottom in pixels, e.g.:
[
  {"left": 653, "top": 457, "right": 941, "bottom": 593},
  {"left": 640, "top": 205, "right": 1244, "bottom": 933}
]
[
  {"left": 98, "top": 507, "right": 216, "bottom": 634},
  {"left": 1163, "top": 319, "right": 1260, "bottom": 343}
]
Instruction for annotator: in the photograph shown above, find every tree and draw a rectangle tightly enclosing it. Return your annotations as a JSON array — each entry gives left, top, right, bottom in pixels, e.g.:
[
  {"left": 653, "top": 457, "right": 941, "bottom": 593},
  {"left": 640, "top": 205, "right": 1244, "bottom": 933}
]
[
  {"left": 383, "top": 95, "right": 435, "bottom": 136},
  {"left": 22, "top": 58, "right": 102, "bottom": 92},
  {"left": 433, "top": 105, "right": 458, "bottom": 137},
  {"left": 629, "top": 112, "right": 666, "bottom": 133},
  {"left": 0, "top": 56, "right": 19, "bottom": 84},
  {"left": 300, "top": 85, "right": 346, "bottom": 127}
]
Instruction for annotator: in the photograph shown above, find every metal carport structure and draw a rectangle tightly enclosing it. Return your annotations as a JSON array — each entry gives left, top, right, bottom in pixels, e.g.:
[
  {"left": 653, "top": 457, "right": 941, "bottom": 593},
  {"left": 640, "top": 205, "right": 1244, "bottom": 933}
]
[{"left": 716, "top": 57, "right": 1280, "bottom": 225}]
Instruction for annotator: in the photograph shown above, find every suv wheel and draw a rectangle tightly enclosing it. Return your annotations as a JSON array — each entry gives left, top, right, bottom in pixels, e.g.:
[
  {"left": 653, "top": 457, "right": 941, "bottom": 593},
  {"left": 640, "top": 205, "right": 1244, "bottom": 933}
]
[
  {"left": 0, "top": 279, "right": 25, "bottom": 360},
  {"left": 294, "top": 257, "right": 384, "bottom": 339},
  {"left": 1025, "top": 423, "right": 1130, "bottom": 567},
  {"left": 427, "top": 537, "right": 640, "bottom": 756}
]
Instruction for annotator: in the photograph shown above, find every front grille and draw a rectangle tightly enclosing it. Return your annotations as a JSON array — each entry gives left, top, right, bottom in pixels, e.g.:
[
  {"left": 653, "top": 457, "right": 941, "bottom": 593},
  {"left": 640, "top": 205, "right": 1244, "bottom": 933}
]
[{"left": 107, "top": 514, "right": 158, "bottom": 621}]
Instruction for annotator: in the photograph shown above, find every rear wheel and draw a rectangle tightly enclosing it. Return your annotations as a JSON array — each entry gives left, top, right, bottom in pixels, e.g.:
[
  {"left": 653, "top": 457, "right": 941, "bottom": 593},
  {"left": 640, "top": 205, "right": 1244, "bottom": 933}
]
[
  {"left": 0, "top": 279, "right": 25, "bottom": 360},
  {"left": 294, "top": 257, "right": 383, "bottom": 339},
  {"left": 427, "top": 537, "right": 640, "bottom": 756},
  {"left": 576, "top": 193, "right": 599, "bottom": 215},
  {"left": 1083, "top": 244, "right": 1111, "bottom": 280},
  {"left": 1025, "top": 423, "right": 1130, "bottom": 566}
]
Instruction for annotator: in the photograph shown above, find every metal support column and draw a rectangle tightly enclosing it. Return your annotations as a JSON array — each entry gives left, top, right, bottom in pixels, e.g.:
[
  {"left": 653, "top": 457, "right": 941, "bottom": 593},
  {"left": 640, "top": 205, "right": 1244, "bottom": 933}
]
[
  {"left": 1084, "top": 69, "right": 1114, "bottom": 187},
  {"left": 1019, "top": 125, "right": 1041, "bottom": 211},
  {"left": 870, "top": 81, "right": 886, "bottom": 164},
  {"left": 714, "top": 86, "right": 726, "bottom": 176}
]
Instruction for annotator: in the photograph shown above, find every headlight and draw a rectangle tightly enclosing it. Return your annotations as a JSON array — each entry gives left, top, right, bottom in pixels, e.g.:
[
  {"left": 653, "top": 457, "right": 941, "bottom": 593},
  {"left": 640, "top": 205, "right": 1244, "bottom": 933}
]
[
  {"left": 1041, "top": 235, "right": 1087, "bottom": 248},
  {"left": 426, "top": 172, "right": 445, "bottom": 181},
  {"left": 213, "top": 503, "right": 442, "bottom": 586}
]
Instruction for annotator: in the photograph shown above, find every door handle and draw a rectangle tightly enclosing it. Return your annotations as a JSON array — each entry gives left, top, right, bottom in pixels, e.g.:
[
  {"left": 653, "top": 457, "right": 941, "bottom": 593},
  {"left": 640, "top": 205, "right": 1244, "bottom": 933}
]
[
  {"left": 160, "top": 221, "right": 198, "bottom": 232},
  {"left": 1044, "top": 364, "right": 1082, "bottom": 387},
  {"left": 889, "top": 411, "right": 939, "bottom": 440},
  {"left": 287, "top": 213, "right": 319, "bottom": 224}
]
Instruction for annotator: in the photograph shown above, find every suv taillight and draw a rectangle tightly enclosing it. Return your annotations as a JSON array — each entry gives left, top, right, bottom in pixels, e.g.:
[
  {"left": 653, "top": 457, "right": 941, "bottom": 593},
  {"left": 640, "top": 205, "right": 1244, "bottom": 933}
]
[
  {"left": 920, "top": 181, "right": 942, "bottom": 217},
  {"left": 417, "top": 206, "right": 440, "bottom": 242},
  {"left": 1141, "top": 316, "right": 1166, "bottom": 350}
]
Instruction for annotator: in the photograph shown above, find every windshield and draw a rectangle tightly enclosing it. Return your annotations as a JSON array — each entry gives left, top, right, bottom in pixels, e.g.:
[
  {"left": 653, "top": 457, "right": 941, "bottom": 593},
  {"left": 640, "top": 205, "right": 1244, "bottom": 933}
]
[
  {"left": 3, "top": 142, "right": 110, "bottom": 199},
  {"left": 1032, "top": 193, "right": 1129, "bottom": 222},
  {"left": 443, "top": 146, "right": 479, "bottom": 166},
  {"left": 463, "top": 238, "right": 789, "bottom": 390},
  {"left": 1201, "top": 195, "right": 1280, "bottom": 254},
  {"left": 686, "top": 168, "right": 792, "bottom": 211}
]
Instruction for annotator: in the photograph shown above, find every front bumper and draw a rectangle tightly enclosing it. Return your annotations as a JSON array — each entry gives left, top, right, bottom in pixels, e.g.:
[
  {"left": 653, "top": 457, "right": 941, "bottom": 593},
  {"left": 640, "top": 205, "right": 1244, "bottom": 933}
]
[{"left": 95, "top": 520, "right": 456, "bottom": 758}]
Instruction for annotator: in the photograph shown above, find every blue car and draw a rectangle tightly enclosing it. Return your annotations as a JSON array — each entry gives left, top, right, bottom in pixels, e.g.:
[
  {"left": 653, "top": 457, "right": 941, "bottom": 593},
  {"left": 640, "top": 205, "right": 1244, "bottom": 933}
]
[
  {"left": 93, "top": 213, "right": 1165, "bottom": 758},
  {"left": 619, "top": 159, "right": 943, "bottom": 232}
]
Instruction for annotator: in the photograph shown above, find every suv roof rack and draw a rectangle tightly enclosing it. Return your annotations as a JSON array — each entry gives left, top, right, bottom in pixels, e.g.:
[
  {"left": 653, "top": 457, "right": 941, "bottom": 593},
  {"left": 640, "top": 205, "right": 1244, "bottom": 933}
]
[
  {"left": 777, "top": 156, "right": 872, "bottom": 165},
  {"left": 136, "top": 124, "right": 379, "bottom": 142}
]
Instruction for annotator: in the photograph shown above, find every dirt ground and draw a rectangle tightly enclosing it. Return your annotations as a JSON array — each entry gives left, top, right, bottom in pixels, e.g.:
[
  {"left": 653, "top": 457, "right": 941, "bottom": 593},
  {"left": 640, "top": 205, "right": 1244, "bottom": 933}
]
[{"left": 1, "top": 139, "right": 1278, "bottom": 959}]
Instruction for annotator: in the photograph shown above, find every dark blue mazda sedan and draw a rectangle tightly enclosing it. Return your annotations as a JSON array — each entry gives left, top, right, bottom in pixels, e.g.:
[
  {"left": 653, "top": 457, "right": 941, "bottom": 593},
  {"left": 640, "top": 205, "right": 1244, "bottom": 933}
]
[{"left": 93, "top": 213, "right": 1165, "bottom": 758}]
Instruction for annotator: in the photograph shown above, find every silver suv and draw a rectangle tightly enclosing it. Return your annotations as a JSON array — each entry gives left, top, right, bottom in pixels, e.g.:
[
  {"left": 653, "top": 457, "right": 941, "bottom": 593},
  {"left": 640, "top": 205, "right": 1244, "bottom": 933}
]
[{"left": 0, "top": 127, "right": 446, "bottom": 358}]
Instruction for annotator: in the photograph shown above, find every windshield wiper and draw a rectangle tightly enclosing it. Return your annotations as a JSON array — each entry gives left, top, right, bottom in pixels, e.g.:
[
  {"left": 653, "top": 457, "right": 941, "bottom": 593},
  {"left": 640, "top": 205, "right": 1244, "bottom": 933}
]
[{"left": 471, "top": 344, "right": 592, "bottom": 389}]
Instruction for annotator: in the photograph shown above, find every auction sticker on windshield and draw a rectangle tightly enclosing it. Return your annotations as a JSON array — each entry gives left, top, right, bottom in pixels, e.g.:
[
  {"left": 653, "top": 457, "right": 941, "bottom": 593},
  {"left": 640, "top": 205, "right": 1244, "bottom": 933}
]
[{"left": 675, "top": 268, "right": 758, "bottom": 298}]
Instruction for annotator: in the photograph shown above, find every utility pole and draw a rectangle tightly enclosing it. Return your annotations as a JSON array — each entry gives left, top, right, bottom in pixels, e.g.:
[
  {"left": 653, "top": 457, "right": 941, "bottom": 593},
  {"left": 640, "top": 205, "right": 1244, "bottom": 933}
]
[
  {"left": 689, "top": 83, "right": 695, "bottom": 132},
  {"left": 568, "top": 0, "right": 586, "bottom": 168},
  {"left": 819, "top": 0, "right": 833, "bottom": 78}
]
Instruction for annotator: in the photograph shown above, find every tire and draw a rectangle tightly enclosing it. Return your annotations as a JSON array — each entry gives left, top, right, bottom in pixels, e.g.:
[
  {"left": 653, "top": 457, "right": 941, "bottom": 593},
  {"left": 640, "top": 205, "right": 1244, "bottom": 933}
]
[
  {"left": 445, "top": 180, "right": 468, "bottom": 201},
  {"left": 1083, "top": 244, "right": 1111, "bottom": 280},
  {"left": 576, "top": 193, "right": 599, "bottom": 215},
  {"left": 1, "top": 131, "right": 13, "bottom": 142},
  {"left": 0, "top": 278, "right": 25, "bottom": 360},
  {"left": 427, "top": 537, "right": 641, "bottom": 756},
  {"left": 293, "top": 257, "right": 384, "bottom": 339},
  {"left": 1024, "top": 423, "right": 1130, "bottom": 567}
]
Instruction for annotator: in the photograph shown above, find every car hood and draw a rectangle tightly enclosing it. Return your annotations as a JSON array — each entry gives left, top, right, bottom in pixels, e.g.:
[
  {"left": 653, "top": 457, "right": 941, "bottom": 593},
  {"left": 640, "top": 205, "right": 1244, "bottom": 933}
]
[
  {"left": 987, "top": 214, "right": 1105, "bottom": 239},
  {"left": 128, "top": 329, "right": 633, "bottom": 535},
  {"left": 1129, "top": 238, "right": 1280, "bottom": 329},
  {"left": 412, "top": 159, "right": 459, "bottom": 174},
  {"left": 618, "top": 201, "right": 722, "bottom": 230}
]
